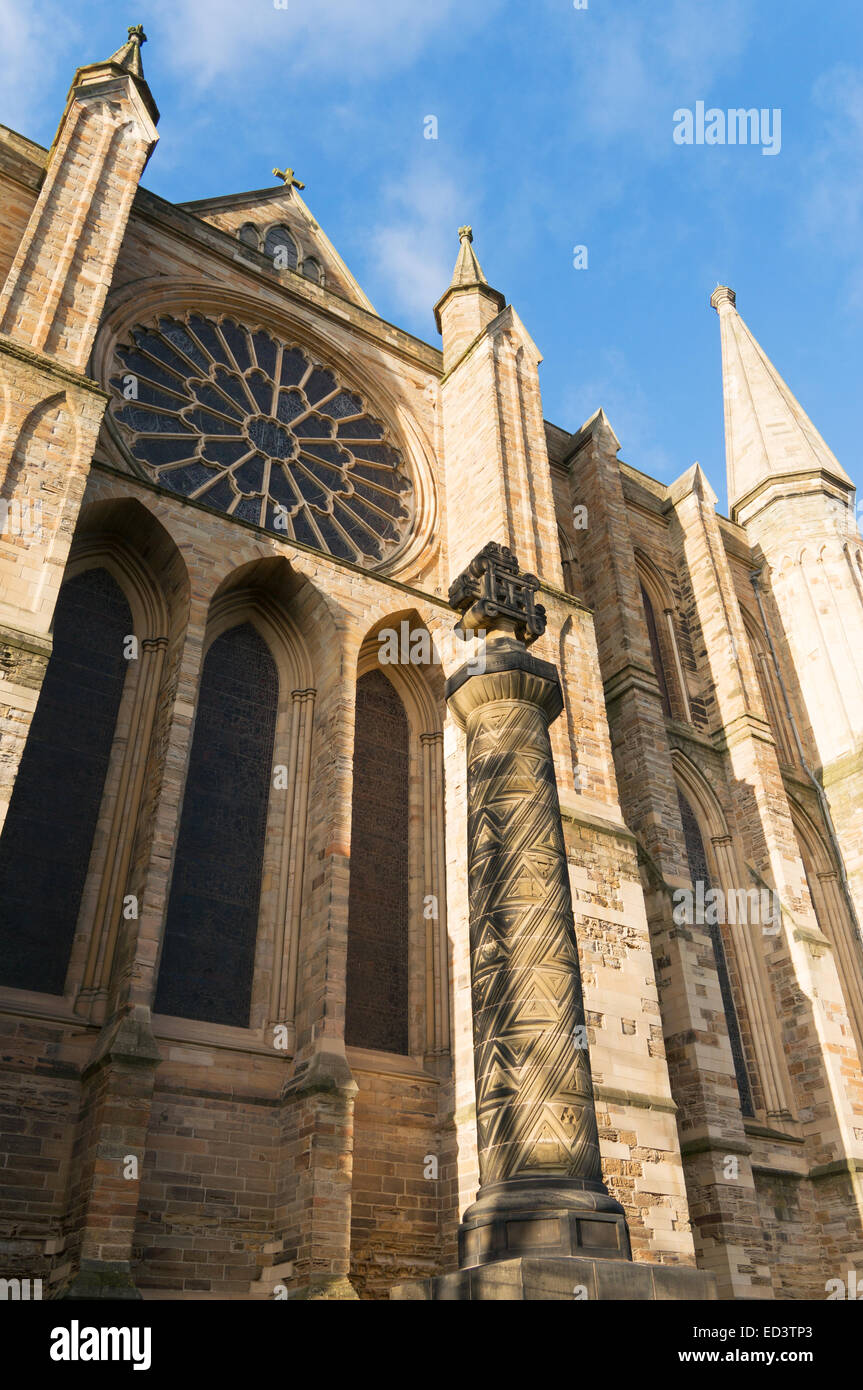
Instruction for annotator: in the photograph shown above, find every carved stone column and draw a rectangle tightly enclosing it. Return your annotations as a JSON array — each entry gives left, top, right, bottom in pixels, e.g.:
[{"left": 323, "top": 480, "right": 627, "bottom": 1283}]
[{"left": 446, "top": 544, "right": 629, "bottom": 1267}]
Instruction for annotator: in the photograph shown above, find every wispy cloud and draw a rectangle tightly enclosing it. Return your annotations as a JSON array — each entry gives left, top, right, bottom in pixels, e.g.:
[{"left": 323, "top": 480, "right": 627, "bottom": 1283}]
[
  {"left": 569, "top": 0, "right": 752, "bottom": 147},
  {"left": 148, "top": 0, "right": 500, "bottom": 88},
  {"left": 798, "top": 64, "right": 863, "bottom": 304},
  {"left": 364, "top": 157, "right": 485, "bottom": 331},
  {"left": 0, "top": 0, "right": 80, "bottom": 135}
]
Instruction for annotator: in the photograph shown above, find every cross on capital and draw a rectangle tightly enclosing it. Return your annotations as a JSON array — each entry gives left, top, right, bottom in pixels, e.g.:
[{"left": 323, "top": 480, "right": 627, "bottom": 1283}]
[{"left": 272, "top": 166, "right": 305, "bottom": 191}]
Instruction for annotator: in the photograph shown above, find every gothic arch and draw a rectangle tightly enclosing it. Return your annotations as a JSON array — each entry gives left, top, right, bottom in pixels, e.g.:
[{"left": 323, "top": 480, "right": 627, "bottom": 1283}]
[
  {"left": 64, "top": 498, "right": 191, "bottom": 1009},
  {"left": 238, "top": 222, "right": 260, "bottom": 251},
  {"left": 788, "top": 794, "right": 863, "bottom": 1056},
  {"left": 154, "top": 559, "right": 316, "bottom": 1035},
  {"left": 0, "top": 497, "right": 188, "bottom": 1011},
  {"left": 557, "top": 525, "right": 579, "bottom": 598},
  {"left": 262, "top": 223, "right": 299, "bottom": 269},
  {"left": 671, "top": 749, "right": 727, "bottom": 840},
  {"left": 634, "top": 550, "right": 690, "bottom": 723},
  {"left": 348, "top": 612, "right": 449, "bottom": 1058},
  {"left": 0, "top": 566, "right": 131, "bottom": 997},
  {"left": 1, "top": 393, "right": 73, "bottom": 571},
  {"left": 671, "top": 750, "right": 794, "bottom": 1123},
  {"left": 739, "top": 605, "right": 797, "bottom": 765}
]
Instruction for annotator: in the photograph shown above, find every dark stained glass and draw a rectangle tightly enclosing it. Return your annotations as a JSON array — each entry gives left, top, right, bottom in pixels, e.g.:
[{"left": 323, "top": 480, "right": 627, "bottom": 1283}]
[
  {"left": 263, "top": 225, "right": 298, "bottom": 270},
  {"left": 345, "top": 671, "right": 410, "bottom": 1054},
  {"left": 111, "top": 315, "right": 414, "bottom": 566},
  {"left": 0, "top": 568, "right": 131, "bottom": 993},
  {"left": 154, "top": 623, "right": 278, "bottom": 1027}
]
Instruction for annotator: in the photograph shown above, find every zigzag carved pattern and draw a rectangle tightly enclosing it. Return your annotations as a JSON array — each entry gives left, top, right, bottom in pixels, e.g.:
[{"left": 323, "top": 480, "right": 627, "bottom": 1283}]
[{"left": 465, "top": 700, "right": 602, "bottom": 1187}]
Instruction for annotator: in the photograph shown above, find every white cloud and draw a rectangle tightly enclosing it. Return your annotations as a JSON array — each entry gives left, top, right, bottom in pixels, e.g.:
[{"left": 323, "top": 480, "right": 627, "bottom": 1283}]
[
  {"left": 570, "top": 0, "right": 752, "bottom": 147},
  {"left": 0, "top": 0, "right": 79, "bottom": 134},
  {"left": 364, "top": 159, "right": 484, "bottom": 329},
  {"left": 798, "top": 64, "right": 863, "bottom": 302},
  {"left": 148, "top": 0, "right": 500, "bottom": 87}
]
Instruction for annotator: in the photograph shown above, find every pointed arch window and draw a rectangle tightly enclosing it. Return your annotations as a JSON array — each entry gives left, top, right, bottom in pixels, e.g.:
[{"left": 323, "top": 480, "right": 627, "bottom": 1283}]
[
  {"left": 742, "top": 611, "right": 797, "bottom": 766},
  {"left": 302, "top": 257, "right": 322, "bottom": 285},
  {"left": 0, "top": 568, "right": 131, "bottom": 994},
  {"left": 264, "top": 225, "right": 298, "bottom": 271},
  {"left": 238, "top": 223, "right": 260, "bottom": 250},
  {"left": 641, "top": 583, "right": 673, "bottom": 718},
  {"left": 345, "top": 669, "right": 410, "bottom": 1054},
  {"left": 155, "top": 622, "right": 278, "bottom": 1027},
  {"left": 558, "top": 525, "right": 579, "bottom": 598},
  {"left": 677, "top": 789, "right": 755, "bottom": 1117}
]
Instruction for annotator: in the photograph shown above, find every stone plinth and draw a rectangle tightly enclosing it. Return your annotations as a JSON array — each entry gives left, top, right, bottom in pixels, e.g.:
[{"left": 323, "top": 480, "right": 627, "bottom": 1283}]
[{"left": 391, "top": 1255, "right": 717, "bottom": 1301}]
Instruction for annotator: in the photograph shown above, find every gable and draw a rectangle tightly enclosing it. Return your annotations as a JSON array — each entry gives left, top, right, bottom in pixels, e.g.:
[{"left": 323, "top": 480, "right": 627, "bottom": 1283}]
[{"left": 179, "top": 183, "right": 375, "bottom": 313}]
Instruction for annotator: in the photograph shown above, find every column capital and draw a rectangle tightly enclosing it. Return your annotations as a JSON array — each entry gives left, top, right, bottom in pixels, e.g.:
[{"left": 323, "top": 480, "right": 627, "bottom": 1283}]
[{"left": 446, "top": 644, "right": 563, "bottom": 728}]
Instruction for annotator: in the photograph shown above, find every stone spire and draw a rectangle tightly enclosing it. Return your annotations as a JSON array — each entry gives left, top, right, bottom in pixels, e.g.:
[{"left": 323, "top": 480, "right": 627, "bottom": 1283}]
[
  {"left": 449, "top": 225, "right": 489, "bottom": 288},
  {"left": 108, "top": 23, "right": 148, "bottom": 78},
  {"left": 434, "top": 226, "right": 505, "bottom": 365},
  {"left": 711, "top": 285, "right": 852, "bottom": 519}
]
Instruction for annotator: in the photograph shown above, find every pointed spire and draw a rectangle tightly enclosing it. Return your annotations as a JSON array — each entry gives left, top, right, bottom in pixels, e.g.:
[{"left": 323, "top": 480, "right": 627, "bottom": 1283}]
[
  {"left": 448, "top": 225, "right": 489, "bottom": 290},
  {"left": 108, "top": 24, "right": 147, "bottom": 78},
  {"left": 434, "top": 225, "right": 505, "bottom": 356},
  {"left": 711, "top": 285, "right": 852, "bottom": 517}
]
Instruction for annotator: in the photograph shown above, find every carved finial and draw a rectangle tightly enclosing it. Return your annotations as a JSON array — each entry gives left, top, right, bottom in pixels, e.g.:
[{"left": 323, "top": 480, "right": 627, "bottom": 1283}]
[
  {"left": 108, "top": 23, "right": 148, "bottom": 76},
  {"left": 458, "top": 225, "right": 473, "bottom": 243},
  {"left": 106, "top": 23, "right": 148, "bottom": 76},
  {"left": 273, "top": 166, "right": 306, "bottom": 191},
  {"left": 449, "top": 542, "right": 546, "bottom": 646},
  {"left": 711, "top": 284, "right": 736, "bottom": 312}
]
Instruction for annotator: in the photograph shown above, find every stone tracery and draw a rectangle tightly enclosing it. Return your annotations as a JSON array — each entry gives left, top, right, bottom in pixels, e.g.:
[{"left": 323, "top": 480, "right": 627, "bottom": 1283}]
[{"left": 111, "top": 314, "right": 414, "bottom": 565}]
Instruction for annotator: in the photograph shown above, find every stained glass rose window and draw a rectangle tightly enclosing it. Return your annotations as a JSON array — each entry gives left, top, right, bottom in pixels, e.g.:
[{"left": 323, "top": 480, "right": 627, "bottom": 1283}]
[{"left": 110, "top": 315, "right": 414, "bottom": 565}]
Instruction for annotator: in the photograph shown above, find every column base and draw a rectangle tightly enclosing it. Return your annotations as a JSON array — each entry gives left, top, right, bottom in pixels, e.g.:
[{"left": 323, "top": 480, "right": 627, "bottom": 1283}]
[
  {"left": 53, "top": 1262, "right": 141, "bottom": 1300},
  {"left": 391, "top": 1256, "right": 717, "bottom": 1301},
  {"left": 287, "top": 1276, "right": 359, "bottom": 1301},
  {"left": 459, "top": 1179, "right": 631, "bottom": 1267}
]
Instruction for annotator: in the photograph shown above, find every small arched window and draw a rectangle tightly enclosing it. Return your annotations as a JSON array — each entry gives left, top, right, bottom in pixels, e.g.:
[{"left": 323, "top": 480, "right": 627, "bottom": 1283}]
[
  {"left": 0, "top": 568, "right": 131, "bottom": 994},
  {"left": 346, "top": 670, "right": 410, "bottom": 1054},
  {"left": 264, "top": 225, "right": 298, "bottom": 271},
  {"left": 155, "top": 622, "right": 278, "bottom": 1027},
  {"left": 238, "top": 223, "right": 259, "bottom": 250},
  {"left": 302, "top": 257, "right": 322, "bottom": 285},
  {"left": 640, "top": 583, "right": 673, "bottom": 718},
  {"left": 558, "top": 525, "right": 579, "bottom": 598}
]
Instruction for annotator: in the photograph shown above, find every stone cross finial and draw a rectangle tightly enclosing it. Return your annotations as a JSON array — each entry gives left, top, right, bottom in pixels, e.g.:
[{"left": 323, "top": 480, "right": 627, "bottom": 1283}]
[
  {"left": 273, "top": 166, "right": 306, "bottom": 191},
  {"left": 448, "top": 542, "right": 546, "bottom": 645},
  {"left": 127, "top": 24, "right": 147, "bottom": 45},
  {"left": 458, "top": 225, "right": 473, "bottom": 243}
]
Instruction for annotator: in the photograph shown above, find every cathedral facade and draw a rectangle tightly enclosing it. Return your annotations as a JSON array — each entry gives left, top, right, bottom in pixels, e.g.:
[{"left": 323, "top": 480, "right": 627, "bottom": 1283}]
[{"left": 1, "top": 31, "right": 862, "bottom": 1300}]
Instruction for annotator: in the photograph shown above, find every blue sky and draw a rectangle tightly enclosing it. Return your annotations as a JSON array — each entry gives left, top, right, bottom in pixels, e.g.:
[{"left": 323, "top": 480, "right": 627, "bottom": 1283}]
[{"left": 2, "top": 0, "right": 861, "bottom": 514}]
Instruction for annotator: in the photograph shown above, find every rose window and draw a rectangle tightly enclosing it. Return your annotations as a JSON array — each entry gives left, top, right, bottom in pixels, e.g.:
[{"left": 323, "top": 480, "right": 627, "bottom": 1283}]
[{"left": 110, "top": 315, "right": 414, "bottom": 564}]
